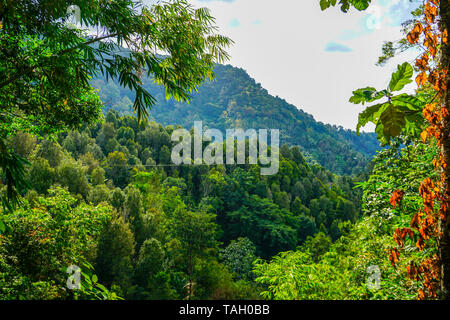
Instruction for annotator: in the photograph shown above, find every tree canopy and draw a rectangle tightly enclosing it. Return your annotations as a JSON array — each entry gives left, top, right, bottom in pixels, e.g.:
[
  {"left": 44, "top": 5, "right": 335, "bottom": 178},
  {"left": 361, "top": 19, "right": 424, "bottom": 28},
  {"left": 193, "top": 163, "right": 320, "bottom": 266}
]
[{"left": 0, "top": 0, "right": 232, "bottom": 209}]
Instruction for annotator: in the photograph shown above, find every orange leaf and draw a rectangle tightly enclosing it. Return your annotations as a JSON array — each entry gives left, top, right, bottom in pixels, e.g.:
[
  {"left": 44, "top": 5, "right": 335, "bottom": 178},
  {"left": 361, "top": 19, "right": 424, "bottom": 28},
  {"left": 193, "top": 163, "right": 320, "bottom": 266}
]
[
  {"left": 390, "top": 190, "right": 405, "bottom": 208},
  {"left": 416, "top": 72, "right": 427, "bottom": 87},
  {"left": 421, "top": 130, "right": 428, "bottom": 143},
  {"left": 443, "top": 29, "right": 448, "bottom": 45}
]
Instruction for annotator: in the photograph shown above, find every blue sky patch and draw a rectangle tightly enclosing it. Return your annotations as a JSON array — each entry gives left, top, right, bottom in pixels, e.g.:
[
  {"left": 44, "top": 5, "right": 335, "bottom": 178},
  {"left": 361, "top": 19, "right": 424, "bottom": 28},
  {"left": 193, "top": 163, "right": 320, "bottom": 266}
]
[
  {"left": 324, "top": 41, "right": 353, "bottom": 53},
  {"left": 228, "top": 18, "right": 241, "bottom": 28}
]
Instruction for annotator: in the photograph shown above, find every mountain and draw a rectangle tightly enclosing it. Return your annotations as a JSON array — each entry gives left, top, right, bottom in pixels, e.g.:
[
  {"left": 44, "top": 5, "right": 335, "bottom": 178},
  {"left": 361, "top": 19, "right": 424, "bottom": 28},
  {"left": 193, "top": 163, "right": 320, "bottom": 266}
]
[{"left": 92, "top": 64, "right": 380, "bottom": 175}]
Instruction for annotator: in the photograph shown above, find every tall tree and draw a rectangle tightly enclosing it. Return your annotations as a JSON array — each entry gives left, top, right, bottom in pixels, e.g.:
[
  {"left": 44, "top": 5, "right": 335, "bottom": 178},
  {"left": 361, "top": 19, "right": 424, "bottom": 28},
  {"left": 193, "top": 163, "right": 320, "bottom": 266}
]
[
  {"left": 166, "top": 203, "right": 218, "bottom": 299},
  {"left": 0, "top": 0, "right": 232, "bottom": 209}
]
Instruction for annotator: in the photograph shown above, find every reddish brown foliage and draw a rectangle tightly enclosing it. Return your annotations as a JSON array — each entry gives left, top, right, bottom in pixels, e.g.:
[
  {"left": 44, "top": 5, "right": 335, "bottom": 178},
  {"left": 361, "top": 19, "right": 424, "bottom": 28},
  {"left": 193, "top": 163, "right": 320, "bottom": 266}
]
[
  {"left": 390, "top": 190, "right": 405, "bottom": 208},
  {"left": 392, "top": 0, "right": 448, "bottom": 299}
]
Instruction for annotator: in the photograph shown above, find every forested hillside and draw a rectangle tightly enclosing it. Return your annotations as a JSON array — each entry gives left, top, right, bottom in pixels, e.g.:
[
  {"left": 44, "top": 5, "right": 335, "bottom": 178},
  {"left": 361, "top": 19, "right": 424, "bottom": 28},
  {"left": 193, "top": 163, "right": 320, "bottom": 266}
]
[
  {"left": 0, "top": 112, "right": 363, "bottom": 299},
  {"left": 1, "top": 111, "right": 438, "bottom": 300},
  {"left": 2, "top": 0, "right": 450, "bottom": 303},
  {"left": 254, "top": 138, "right": 438, "bottom": 299},
  {"left": 92, "top": 64, "right": 380, "bottom": 175}
]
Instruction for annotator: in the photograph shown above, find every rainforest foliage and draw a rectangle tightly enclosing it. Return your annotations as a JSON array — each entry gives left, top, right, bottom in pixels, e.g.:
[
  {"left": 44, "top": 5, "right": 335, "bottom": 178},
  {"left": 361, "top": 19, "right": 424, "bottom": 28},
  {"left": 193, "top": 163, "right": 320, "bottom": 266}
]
[
  {"left": 254, "top": 138, "right": 438, "bottom": 299},
  {"left": 92, "top": 64, "right": 380, "bottom": 176},
  {"left": 1, "top": 0, "right": 448, "bottom": 301},
  {"left": 1, "top": 111, "right": 364, "bottom": 299}
]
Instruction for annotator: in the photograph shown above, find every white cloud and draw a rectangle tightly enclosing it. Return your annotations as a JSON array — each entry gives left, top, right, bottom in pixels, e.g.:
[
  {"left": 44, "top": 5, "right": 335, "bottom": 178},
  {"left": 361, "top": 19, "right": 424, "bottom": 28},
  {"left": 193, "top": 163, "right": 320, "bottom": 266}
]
[{"left": 186, "top": 0, "right": 419, "bottom": 131}]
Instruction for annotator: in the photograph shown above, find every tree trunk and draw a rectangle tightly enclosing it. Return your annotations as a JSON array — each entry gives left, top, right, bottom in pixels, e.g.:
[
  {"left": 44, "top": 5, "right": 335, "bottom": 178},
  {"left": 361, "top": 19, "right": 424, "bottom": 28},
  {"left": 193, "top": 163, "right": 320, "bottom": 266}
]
[{"left": 440, "top": 0, "right": 450, "bottom": 300}]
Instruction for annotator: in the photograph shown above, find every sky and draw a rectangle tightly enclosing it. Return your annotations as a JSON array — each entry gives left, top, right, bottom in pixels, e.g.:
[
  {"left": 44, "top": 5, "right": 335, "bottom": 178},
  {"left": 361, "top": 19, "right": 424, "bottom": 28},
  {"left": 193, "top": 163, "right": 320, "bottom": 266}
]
[{"left": 155, "top": 0, "right": 421, "bottom": 131}]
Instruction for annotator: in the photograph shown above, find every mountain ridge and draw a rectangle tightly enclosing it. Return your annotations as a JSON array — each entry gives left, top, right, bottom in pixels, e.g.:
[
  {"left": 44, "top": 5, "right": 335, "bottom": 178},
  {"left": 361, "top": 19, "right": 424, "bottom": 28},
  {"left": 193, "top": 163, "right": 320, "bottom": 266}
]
[{"left": 92, "top": 64, "right": 380, "bottom": 175}]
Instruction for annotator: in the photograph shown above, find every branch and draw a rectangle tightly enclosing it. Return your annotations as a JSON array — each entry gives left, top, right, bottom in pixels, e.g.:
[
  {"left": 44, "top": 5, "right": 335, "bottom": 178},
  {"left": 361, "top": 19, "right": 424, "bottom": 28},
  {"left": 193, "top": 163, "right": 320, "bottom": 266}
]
[
  {"left": 0, "top": 33, "right": 119, "bottom": 89},
  {"left": 55, "top": 33, "right": 118, "bottom": 56}
]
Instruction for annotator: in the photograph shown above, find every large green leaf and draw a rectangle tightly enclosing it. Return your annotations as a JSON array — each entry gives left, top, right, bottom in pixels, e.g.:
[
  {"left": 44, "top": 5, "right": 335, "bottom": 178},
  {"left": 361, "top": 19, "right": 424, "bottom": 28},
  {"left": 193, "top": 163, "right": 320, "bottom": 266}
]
[
  {"left": 320, "top": 0, "right": 337, "bottom": 10},
  {"left": 389, "top": 63, "right": 413, "bottom": 92},
  {"left": 404, "top": 112, "right": 425, "bottom": 138},
  {"left": 349, "top": 0, "right": 371, "bottom": 11},
  {"left": 379, "top": 105, "right": 406, "bottom": 140},
  {"left": 391, "top": 94, "right": 424, "bottom": 111},
  {"left": 350, "top": 87, "right": 387, "bottom": 105},
  {"left": 320, "top": 0, "right": 370, "bottom": 12},
  {"left": 356, "top": 102, "right": 389, "bottom": 134},
  {"left": 356, "top": 93, "right": 423, "bottom": 144}
]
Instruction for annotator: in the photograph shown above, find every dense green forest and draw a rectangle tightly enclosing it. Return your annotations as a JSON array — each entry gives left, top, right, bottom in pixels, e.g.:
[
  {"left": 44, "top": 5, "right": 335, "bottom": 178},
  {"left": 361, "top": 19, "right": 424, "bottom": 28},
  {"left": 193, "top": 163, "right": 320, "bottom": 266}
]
[
  {"left": 2, "top": 0, "right": 450, "bottom": 301},
  {"left": 0, "top": 111, "right": 438, "bottom": 299},
  {"left": 0, "top": 112, "right": 366, "bottom": 299},
  {"left": 92, "top": 64, "right": 380, "bottom": 175}
]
